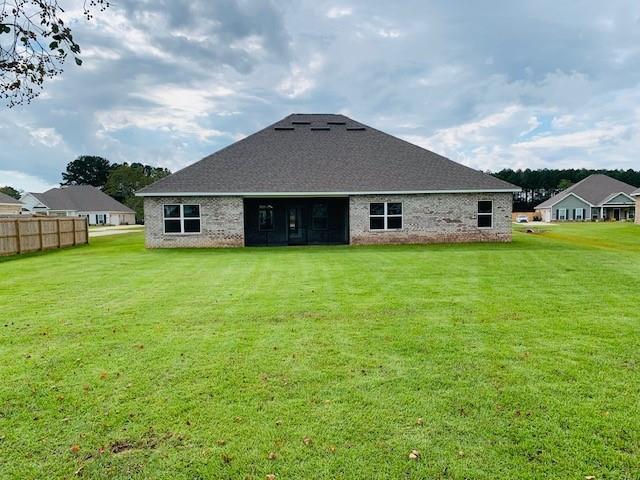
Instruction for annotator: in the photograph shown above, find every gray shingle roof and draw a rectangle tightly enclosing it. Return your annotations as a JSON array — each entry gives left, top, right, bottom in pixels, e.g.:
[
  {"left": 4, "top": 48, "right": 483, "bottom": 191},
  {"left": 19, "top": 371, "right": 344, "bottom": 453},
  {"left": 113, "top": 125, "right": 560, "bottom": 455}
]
[
  {"left": 536, "top": 174, "right": 638, "bottom": 208},
  {"left": 0, "top": 192, "right": 22, "bottom": 204},
  {"left": 138, "top": 114, "right": 519, "bottom": 195},
  {"left": 632, "top": 187, "right": 640, "bottom": 196},
  {"left": 31, "top": 185, "right": 134, "bottom": 213}
]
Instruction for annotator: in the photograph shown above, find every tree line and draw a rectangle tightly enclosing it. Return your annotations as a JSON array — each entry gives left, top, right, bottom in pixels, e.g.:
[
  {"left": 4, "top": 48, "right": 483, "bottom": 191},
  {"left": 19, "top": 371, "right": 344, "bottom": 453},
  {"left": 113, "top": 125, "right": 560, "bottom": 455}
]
[{"left": 492, "top": 168, "right": 640, "bottom": 211}]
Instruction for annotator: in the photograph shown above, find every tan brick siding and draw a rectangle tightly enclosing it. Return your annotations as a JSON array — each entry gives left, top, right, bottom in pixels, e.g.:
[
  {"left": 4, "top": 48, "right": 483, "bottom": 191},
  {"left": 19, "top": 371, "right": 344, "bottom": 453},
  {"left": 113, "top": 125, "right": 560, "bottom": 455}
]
[
  {"left": 636, "top": 197, "right": 640, "bottom": 224},
  {"left": 144, "top": 196, "right": 244, "bottom": 248},
  {"left": 349, "top": 193, "right": 512, "bottom": 245}
]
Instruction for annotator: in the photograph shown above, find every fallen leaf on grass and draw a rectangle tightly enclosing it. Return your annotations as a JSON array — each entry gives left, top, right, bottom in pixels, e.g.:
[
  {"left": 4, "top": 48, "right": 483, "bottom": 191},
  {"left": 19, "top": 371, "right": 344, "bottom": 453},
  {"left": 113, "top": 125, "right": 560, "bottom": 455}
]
[
  {"left": 303, "top": 436, "right": 312, "bottom": 446},
  {"left": 329, "top": 445, "right": 337, "bottom": 453},
  {"left": 416, "top": 417, "right": 424, "bottom": 425},
  {"left": 267, "top": 451, "right": 277, "bottom": 460},
  {"left": 216, "top": 439, "right": 226, "bottom": 446},
  {"left": 70, "top": 444, "right": 80, "bottom": 453},
  {"left": 99, "top": 371, "right": 108, "bottom": 380},
  {"left": 408, "top": 449, "right": 420, "bottom": 460},
  {"left": 585, "top": 477, "right": 596, "bottom": 480},
  {"left": 266, "top": 475, "right": 276, "bottom": 480}
]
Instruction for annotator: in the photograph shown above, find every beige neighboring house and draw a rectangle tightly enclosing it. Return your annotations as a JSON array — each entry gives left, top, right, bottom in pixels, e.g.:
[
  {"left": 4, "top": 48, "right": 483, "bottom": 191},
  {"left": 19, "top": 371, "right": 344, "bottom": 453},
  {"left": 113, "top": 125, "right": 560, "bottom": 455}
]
[
  {"left": 0, "top": 192, "right": 23, "bottom": 215},
  {"left": 20, "top": 185, "right": 135, "bottom": 225},
  {"left": 633, "top": 188, "right": 640, "bottom": 224}
]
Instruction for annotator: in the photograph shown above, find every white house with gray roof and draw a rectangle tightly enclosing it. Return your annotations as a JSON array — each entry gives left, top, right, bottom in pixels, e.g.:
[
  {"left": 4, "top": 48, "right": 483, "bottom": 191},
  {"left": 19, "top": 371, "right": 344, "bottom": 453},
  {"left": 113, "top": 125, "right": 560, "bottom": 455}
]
[
  {"left": 21, "top": 185, "right": 135, "bottom": 225},
  {"left": 535, "top": 174, "right": 637, "bottom": 222},
  {"left": 136, "top": 114, "right": 520, "bottom": 248}
]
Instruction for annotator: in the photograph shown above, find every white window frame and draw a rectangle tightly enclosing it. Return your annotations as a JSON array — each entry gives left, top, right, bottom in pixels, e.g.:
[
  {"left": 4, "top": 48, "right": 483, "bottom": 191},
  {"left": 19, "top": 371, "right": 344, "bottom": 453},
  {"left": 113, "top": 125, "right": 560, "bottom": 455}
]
[
  {"left": 163, "top": 204, "right": 202, "bottom": 235},
  {"left": 557, "top": 208, "right": 567, "bottom": 221},
  {"left": 369, "top": 202, "right": 403, "bottom": 230},
  {"left": 575, "top": 208, "right": 584, "bottom": 221},
  {"left": 477, "top": 200, "right": 493, "bottom": 229}
]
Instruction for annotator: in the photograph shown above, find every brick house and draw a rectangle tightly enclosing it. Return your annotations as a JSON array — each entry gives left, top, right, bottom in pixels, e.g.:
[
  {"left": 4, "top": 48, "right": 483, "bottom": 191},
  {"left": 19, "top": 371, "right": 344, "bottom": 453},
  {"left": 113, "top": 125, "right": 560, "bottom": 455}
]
[
  {"left": 633, "top": 188, "right": 640, "bottom": 224},
  {"left": 137, "top": 114, "right": 519, "bottom": 248}
]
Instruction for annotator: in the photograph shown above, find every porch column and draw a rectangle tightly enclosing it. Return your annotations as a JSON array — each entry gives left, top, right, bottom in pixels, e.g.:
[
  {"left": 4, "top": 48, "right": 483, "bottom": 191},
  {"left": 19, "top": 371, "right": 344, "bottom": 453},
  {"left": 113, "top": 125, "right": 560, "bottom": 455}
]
[{"left": 601, "top": 206, "right": 604, "bottom": 220}]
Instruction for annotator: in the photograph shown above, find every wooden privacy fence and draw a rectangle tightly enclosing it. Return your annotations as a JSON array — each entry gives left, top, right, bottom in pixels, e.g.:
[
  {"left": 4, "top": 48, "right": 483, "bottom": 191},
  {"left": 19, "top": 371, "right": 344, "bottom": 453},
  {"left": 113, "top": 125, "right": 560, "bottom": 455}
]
[{"left": 0, "top": 217, "right": 88, "bottom": 256}]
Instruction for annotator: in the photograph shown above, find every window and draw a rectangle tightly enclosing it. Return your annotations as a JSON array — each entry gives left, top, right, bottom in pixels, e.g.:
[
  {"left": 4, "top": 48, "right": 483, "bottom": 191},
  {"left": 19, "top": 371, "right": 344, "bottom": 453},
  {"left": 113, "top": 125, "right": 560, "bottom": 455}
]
[
  {"left": 163, "top": 204, "right": 201, "bottom": 234},
  {"left": 477, "top": 201, "right": 493, "bottom": 228},
  {"left": 369, "top": 202, "right": 402, "bottom": 230},
  {"left": 575, "top": 208, "right": 584, "bottom": 221},
  {"left": 312, "top": 203, "right": 328, "bottom": 230},
  {"left": 557, "top": 208, "right": 567, "bottom": 221},
  {"left": 258, "top": 205, "right": 274, "bottom": 231}
]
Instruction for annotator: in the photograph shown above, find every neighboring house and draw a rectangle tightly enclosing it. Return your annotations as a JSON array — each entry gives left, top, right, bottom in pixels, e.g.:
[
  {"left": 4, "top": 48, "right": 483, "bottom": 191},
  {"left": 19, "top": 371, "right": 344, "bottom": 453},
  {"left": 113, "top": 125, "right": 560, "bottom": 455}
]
[
  {"left": 21, "top": 185, "right": 135, "bottom": 225},
  {"left": 535, "top": 174, "right": 637, "bottom": 222},
  {"left": 136, "top": 114, "right": 520, "bottom": 248},
  {"left": 0, "top": 192, "right": 23, "bottom": 215},
  {"left": 633, "top": 188, "right": 640, "bottom": 224}
]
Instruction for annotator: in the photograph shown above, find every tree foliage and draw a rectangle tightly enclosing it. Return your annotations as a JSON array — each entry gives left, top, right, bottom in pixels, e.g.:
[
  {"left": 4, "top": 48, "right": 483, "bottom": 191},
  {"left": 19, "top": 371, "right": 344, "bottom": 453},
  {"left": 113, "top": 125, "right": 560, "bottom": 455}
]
[
  {"left": 104, "top": 162, "right": 171, "bottom": 222},
  {"left": 492, "top": 168, "right": 640, "bottom": 211},
  {"left": 0, "top": 184, "right": 21, "bottom": 198},
  {"left": 0, "top": 0, "right": 109, "bottom": 107},
  {"left": 61, "top": 155, "right": 113, "bottom": 188}
]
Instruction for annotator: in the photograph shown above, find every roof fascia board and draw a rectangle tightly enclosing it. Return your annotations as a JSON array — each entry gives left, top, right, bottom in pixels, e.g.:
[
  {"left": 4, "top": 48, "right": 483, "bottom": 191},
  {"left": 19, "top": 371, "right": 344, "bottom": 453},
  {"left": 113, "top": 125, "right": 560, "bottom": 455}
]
[{"left": 136, "top": 188, "right": 521, "bottom": 197}]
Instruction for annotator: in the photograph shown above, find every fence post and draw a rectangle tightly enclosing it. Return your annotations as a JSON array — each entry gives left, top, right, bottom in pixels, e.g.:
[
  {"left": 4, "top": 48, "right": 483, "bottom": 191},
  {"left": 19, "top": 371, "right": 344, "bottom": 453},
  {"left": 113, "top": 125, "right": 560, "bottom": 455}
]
[
  {"left": 38, "top": 218, "right": 43, "bottom": 250},
  {"left": 56, "top": 218, "right": 61, "bottom": 248},
  {"left": 72, "top": 218, "right": 77, "bottom": 246},
  {"left": 15, "top": 219, "right": 21, "bottom": 254}
]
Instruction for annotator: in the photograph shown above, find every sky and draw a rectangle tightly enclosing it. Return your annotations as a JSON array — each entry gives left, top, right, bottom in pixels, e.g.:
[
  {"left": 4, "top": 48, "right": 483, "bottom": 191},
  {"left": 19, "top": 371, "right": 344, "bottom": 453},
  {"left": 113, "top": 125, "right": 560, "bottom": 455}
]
[{"left": 1, "top": 0, "right": 640, "bottom": 192}]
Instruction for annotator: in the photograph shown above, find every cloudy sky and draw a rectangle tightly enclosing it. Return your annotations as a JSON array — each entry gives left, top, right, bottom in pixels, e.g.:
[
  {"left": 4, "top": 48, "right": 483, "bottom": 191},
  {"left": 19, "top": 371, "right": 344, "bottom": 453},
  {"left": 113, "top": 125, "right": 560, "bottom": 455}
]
[{"left": 2, "top": 0, "right": 640, "bottom": 192}]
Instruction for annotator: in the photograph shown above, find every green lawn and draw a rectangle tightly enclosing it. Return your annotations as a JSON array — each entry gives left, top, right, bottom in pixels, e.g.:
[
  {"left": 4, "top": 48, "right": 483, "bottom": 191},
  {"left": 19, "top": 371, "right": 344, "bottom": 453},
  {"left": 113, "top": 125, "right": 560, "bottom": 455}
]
[{"left": 1, "top": 223, "right": 639, "bottom": 479}]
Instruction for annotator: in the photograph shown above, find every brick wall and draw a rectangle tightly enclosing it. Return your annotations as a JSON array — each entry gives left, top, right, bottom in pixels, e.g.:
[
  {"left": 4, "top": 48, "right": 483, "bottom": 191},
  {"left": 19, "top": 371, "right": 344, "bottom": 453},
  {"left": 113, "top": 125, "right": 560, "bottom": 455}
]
[
  {"left": 349, "top": 193, "right": 513, "bottom": 245},
  {"left": 144, "top": 196, "right": 244, "bottom": 248},
  {"left": 636, "top": 197, "right": 640, "bottom": 224}
]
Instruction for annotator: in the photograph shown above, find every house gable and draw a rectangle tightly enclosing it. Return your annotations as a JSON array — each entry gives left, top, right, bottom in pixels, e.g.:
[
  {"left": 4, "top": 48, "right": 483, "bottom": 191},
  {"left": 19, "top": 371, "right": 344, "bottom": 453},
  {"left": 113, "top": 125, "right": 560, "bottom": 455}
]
[
  {"left": 602, "top": 192, "right": 635, "bottom": 206},
  {"left": 20, "top": 192, "right": 49, "bottom": 212}
]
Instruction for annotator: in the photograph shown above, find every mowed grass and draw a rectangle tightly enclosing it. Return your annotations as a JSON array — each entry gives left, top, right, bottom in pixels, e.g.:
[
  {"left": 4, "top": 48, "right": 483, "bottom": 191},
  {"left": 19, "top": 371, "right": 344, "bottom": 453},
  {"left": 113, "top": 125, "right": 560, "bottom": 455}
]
[{"left": 1, "top": 223, "right": 639, "bottom": 479}]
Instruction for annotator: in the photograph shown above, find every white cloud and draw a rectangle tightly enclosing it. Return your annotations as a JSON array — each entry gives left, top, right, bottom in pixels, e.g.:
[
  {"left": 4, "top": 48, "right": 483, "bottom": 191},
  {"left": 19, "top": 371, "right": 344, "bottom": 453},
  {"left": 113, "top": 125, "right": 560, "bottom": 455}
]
[
  {"left": 0, "top": 170, "right": 57, "bottom": 192},
  {"left": 277, "top": 54, "right": 325, "bottom": 98},
  {"left": 28, "top": 127, "right": 64, "bottom": 148},
  {"left": 515, "top": 124, "right": 628, "bottom": 150},
  {"left": 327, "top": 6, "right": 353, "bottom": 19}
]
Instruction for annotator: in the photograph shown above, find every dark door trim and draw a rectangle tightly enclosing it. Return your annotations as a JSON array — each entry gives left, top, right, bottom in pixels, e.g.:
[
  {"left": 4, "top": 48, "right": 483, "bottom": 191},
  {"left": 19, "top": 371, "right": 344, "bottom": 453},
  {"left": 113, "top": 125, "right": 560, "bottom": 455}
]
[{"left": 287, "top": 205, "right": 307, "bottom": 245}]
